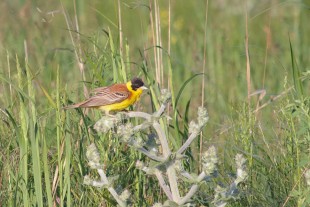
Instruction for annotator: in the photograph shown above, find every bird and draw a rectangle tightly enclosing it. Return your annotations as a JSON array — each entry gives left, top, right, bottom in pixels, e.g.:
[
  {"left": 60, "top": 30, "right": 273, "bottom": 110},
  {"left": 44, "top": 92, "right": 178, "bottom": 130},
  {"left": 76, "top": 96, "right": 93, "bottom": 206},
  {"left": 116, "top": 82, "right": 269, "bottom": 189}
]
[{"left": 64, "top": 77, "right": 147, "bottom": 115}]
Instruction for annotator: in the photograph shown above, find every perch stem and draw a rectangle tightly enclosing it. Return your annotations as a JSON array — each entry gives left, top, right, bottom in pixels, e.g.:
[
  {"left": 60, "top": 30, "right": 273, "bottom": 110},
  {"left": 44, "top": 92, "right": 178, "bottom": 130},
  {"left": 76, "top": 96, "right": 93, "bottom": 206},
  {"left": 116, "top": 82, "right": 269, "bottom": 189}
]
[
  {"left": 97, "top": 169, "right": 127, "bottom": 207},
  {"left": 154, "top": 170, "right": 173, "bottom": 200},
  {"left": 177, "top": 131, "right": 199, "bottom": 155},
  {"left": 137, "top": 147, "right": 165, "bottom": 162},
  {"left": 153, "top": 121, "right": 181, "bottom": 201},
  {"left": 179, "top": 171, "right": 206, "bottom": 205},
  {"left": 126, "top": 111, "right": 152, "bottom": 121}
]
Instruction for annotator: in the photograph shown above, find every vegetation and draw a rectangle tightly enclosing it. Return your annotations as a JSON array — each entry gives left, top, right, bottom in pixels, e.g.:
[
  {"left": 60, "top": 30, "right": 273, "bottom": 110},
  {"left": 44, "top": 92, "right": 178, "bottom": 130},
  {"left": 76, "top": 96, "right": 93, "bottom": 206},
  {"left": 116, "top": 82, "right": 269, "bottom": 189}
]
[{"left": 0, "top": 0, "right": 309, "bottom": 206}]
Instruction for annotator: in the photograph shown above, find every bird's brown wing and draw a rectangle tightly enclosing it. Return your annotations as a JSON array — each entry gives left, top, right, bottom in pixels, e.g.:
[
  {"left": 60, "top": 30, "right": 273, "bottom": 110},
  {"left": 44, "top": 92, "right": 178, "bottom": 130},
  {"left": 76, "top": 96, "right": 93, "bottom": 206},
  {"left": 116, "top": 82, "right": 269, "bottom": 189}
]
[{"left": 68, "top": 84, "right": 130, "bottom": 108}]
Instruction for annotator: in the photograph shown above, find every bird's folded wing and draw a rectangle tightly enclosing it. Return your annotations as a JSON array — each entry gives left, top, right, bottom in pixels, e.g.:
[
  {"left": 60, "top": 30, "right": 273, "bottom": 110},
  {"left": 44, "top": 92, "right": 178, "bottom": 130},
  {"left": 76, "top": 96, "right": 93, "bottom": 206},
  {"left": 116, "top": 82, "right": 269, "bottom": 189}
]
[
  {"left": 91, "top": 86, "right": 108, "bottom": 94},
  {"left": 77, "top": 84, "right": 130, "bottom": 107}
]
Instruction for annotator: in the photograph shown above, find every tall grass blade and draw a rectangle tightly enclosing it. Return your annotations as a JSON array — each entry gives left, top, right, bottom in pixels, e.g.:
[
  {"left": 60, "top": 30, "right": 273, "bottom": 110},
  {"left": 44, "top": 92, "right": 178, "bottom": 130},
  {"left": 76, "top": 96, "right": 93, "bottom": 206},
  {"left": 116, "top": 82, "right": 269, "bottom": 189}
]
[
  {"left": 16, "top": 55, "right": 29, "bottom": 207},
  {"left": 173, "top": 73, "right": 204, "bottom": 144},
  {"left": 26, "top": 60, "right": 43, "bottom": 206},
  {"left": 42, "top": 131, "right": 53, "bottom": 207},
  {"left": 29, "top": 121, "right": 43, "bottom": 206},
  {"left": 37, "top": 83, "right": 57, "bottom": 109},
  {"left": 140, "top": 62, "right": 160, "bottom": 110},
  {"left": 174, "top": 73, "right": 204, "bottom": 110},
  {"left": 167, "top": 58, "right": 175, "bottom": 107},
  {"left": 63, "top": 136, "right": 72, "bottom": 206},
  {"left": 289, "top": 37, "right": 304, "bottom": 98},
  {"left": 108, "top": 28, "right": 119, "bottom": 82},
  {"left": 63, "top": 120, "right": 72, "bottom": 206},
  {"left": 91, "top": 7, "right": 118, "bottom": 28},
  {"left": 5, "top": 109, "right": 20, "bottom": 205},
  {"left": 0, "top": 75, "right": 33, "bottom": 102},
  {"left": 56, "top": 65, "right": 64, "bottom": 206}
]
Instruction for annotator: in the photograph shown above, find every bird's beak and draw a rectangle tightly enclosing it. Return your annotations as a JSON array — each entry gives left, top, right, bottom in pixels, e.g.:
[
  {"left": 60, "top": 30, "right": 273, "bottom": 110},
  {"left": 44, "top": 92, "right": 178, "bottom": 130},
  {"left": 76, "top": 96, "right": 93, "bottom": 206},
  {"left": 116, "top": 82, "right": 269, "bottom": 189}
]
[{"left": 141, "top": 86, "right": 148, "bottom": 90}]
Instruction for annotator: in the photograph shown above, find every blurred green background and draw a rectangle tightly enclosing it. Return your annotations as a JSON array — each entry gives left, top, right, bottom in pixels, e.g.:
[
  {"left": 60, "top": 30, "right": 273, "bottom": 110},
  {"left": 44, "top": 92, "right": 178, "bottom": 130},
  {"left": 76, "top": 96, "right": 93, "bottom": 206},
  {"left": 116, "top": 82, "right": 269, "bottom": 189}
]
[
  {"left": 0, "top": 0, "right": 309, "bottom": 206},
  {"left": 1, "top": 0, "right": 309, "bottom": 119}
]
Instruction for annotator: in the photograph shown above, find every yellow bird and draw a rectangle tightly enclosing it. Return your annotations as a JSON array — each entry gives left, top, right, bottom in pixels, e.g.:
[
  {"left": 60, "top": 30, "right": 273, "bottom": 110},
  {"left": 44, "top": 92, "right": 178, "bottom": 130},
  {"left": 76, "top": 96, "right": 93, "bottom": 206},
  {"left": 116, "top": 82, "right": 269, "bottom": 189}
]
[{"left": 64, "top": 77, "right": 147, "bottom": 115}]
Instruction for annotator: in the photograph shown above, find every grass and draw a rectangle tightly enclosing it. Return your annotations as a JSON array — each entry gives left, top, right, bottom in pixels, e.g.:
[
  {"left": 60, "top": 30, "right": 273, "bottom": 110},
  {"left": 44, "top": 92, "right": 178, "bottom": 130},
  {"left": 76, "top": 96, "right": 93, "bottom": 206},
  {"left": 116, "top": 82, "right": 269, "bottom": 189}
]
[{"left": 0, "top": 0, "right": 310, "bottom": 206}]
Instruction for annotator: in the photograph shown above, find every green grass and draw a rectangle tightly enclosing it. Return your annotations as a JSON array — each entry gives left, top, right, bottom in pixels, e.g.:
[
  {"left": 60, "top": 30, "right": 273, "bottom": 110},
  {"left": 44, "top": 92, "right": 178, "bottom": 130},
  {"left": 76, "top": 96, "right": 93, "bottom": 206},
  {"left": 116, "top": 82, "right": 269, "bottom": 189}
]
[{"left": 0, "top": 0, "right": 310, "bottom": 206}]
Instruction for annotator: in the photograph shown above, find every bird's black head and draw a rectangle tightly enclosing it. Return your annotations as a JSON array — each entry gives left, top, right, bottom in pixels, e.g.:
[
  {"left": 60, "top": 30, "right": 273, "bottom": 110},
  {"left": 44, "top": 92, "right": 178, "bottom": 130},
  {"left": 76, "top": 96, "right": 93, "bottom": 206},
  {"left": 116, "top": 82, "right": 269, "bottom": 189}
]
[{"left": 131, "top": 77, "right": 144, "bottom": 91}]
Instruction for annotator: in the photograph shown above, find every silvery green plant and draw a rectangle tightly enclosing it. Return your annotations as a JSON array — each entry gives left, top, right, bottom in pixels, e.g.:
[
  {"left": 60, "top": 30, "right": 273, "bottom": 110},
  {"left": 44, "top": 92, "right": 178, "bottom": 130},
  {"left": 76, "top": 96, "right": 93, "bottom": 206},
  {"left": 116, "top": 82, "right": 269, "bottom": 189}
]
[
  {"left": 84, "top": 90, "right": 247, "bottom": 206},
  {"left": 212, "top": 154, "right": 248, "bottom": 207},
  {"left": 83, "top": 144, "right": 130, "bottom": 206}
]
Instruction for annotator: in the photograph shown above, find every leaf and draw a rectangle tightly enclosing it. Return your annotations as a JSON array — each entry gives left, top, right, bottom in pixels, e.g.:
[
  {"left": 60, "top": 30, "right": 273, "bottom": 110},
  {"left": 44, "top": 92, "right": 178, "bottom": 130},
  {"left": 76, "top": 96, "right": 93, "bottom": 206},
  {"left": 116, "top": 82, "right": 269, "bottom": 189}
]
[
  {"left": 174, "top": 73, "right": 204, "bottom": 109},
  {"left": 173, "top": 73, "right": 204, "bottom": 143},
  {"left": 289, "top": 37, "right": 304, "bottom": 98}
]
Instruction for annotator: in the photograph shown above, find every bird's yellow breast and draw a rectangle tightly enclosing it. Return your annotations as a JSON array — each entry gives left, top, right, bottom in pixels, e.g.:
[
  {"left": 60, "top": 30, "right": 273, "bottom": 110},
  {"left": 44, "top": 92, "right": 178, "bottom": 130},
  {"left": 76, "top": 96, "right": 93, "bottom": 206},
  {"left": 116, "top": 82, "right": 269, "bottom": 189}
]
[{"left": 98, "top": 82, "right": 143, "bottom": 112}]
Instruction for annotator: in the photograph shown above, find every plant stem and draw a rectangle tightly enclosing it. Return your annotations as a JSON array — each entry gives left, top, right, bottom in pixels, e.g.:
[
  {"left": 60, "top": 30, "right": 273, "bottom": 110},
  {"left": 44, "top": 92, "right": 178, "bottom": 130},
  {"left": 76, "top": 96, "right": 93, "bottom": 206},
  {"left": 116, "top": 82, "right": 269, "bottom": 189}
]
[
  {"left": 127, "top": 111, "right": 152, "bottom": 120},
  {"left": 153, "top": 121, "right": 181, "bottom": 201},
  {"left": 97, "top": 169, "right": 127, "bottom": 207},
  {"left": 179, "top": 171, "right": 206, "bottom": 205},
  {"left": 137, "top": 147, "right": 165, "bottom": 162},
  {"left": 154, "top": 170, "right": 173, "bottom": 200},
  {"left": 177, "top": 131, "right": 199, "bottom": 155}
]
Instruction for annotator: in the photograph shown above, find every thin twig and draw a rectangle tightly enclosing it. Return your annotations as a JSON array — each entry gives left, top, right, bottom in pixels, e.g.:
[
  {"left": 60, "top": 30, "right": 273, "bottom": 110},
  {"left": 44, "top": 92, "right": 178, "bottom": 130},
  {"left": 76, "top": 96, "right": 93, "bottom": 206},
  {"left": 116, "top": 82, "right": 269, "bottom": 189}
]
[
  {"left": 152, "top": 120, "right": 181, "bottom": 201},
  {"left": 118, "top": 0, "right": 123, "bottom": 55},
  {"left": 137, "top": 147, "right": 165, "bottom": 162},
  {"left": 149, "top": 0, "right": 158, "bottom": 84},
  {"left": 253, "top": 86, "right": 293, "bottom": 113},
  {"left": 281, "top": 167, "right": 310, "bottom": 207},
  {"left": 245, "top": 0, "right": 251, "bottom": 111},
  {"left": 168, "top": 0, "right": 171, "bottom": 56},
  {"left": 154, "top": 170, "right": 173, "bottom": 200},
  {"left": 62, "top": 3, "right": 88, "bottom": 99},
  {"left": 97, "top": 169, "right": 126, "bottom": 207},
  {"left": 179, "top": 171, "right": 206, "bottom": 205},
  {"left": 200, "top": 0, "right": 209, "bottom": 173},
  {"left": 177, "top": 131, "right": 199, "bottom": 155}
]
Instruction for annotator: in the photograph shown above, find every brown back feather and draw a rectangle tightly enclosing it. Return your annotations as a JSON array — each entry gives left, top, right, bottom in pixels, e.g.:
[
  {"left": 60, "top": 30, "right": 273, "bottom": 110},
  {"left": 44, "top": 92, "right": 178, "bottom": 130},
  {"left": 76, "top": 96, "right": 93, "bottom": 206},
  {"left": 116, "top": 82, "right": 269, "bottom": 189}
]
[{"left": 65, "top": 83, "right": 130, "bottom": 108}]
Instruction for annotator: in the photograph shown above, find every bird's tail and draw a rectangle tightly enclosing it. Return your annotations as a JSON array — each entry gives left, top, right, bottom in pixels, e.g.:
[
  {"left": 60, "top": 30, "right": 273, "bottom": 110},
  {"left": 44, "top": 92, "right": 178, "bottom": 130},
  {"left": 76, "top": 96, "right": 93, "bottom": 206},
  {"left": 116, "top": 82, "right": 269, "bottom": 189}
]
[{"left": 63, "top": 103, "right": 82, "bottom": 110}]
